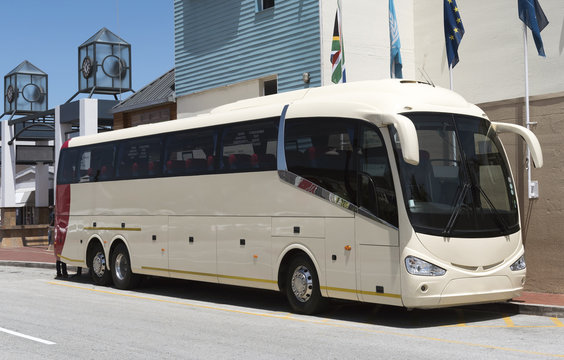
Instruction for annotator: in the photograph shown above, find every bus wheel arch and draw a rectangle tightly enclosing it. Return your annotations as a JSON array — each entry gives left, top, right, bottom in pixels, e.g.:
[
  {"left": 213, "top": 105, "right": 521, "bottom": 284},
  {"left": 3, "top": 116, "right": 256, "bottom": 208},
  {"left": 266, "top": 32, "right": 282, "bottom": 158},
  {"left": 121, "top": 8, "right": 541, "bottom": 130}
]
[
  {"left": 277, "top": 247, "right": 327, "bottom": 314},
  {"left": 86, "top": 237, "right": 111, "bottom": 286},
  {"left": 108, "top": 236, "right": 130, "bottom": 266},
  {"left": 109, "top": 239, "right": 140, "bottom": 290}
]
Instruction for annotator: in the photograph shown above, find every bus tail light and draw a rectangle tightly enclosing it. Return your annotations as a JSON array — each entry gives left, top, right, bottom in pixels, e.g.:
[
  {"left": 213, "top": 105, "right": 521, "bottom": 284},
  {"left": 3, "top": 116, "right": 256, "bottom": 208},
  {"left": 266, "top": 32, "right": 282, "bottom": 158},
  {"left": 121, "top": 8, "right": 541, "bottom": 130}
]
[
  {"left": 510, "top": 255, "right": 526, "bottom": 271},
  {"left": 405, "top": 256, "right": 446, "bottom": 276}
]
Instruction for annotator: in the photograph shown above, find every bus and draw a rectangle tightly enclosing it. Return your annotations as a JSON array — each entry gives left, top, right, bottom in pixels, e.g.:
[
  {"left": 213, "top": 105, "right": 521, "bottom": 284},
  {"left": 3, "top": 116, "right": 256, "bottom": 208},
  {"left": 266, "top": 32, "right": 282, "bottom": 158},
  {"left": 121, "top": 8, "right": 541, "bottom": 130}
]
[{"left": 54, "top": 80, "right": 543, "bottom": 314}]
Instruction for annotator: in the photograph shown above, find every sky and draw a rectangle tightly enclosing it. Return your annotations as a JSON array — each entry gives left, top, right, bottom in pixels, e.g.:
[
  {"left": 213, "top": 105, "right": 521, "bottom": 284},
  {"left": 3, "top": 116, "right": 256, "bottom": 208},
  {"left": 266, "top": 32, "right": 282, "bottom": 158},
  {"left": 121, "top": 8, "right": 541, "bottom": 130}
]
[{"left": 0, "top": 0, "right": 174, "bottom": 111}]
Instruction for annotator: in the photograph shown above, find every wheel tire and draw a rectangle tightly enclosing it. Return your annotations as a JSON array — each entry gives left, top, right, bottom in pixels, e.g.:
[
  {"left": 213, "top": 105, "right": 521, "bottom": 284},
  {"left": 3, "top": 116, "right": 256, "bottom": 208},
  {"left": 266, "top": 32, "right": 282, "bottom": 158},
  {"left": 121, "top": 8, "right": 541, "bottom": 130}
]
[
  {"left": 111, "top": 243, "right": 140, "bottom": 290},
  {"left": 285, "top": 255, "right": 327, "bottom": 315},
  {"left": 89, "top": 243, "right": 111, "bottom": 286}
]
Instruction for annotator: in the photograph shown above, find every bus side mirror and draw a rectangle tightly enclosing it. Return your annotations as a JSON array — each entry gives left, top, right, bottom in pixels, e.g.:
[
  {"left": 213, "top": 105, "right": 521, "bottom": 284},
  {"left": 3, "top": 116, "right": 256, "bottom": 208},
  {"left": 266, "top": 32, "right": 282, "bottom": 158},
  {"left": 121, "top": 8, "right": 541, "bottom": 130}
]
[
  {"left": 378, "top": 114, "right": 419, "bottom": 166},
  {"left": 492, "top": 122, "right": 543, "bottom": 168}
]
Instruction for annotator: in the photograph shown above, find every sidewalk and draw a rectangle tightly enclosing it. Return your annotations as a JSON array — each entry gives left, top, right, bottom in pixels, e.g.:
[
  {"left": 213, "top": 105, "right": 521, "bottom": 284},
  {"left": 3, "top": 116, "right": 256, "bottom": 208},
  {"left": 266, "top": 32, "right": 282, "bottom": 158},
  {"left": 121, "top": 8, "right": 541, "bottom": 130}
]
[
  {"left": 1, "top": 245, "right": 563, "bottom": 317},
  {"left": 0, "top": 245, "right": 56, "bottom": 269}
]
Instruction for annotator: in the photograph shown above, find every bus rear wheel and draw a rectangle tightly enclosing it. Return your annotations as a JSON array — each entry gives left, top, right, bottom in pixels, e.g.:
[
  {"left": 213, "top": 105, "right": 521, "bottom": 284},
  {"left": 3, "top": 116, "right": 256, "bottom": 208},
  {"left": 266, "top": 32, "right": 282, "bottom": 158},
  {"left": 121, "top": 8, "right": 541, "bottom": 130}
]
[
  {"left": 89, "top": 243, "right": 111, "bottom": 286},
  {"left": 285, "top": 255, "right": 327, "bottom": 314},
  {"left": 111, "top": 243, "right": 140, "bottom": 290}
]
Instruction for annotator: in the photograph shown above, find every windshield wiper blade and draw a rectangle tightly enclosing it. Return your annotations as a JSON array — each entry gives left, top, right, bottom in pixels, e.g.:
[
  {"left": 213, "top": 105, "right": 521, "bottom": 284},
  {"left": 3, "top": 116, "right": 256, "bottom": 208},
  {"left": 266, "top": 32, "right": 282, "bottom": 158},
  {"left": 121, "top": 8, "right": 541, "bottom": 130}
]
[
  {"left": 442, "top": 182, "right": 471, "bottom": 237},
  {"left": 476, "top": 185, "right": 510, "bottom": 234}
]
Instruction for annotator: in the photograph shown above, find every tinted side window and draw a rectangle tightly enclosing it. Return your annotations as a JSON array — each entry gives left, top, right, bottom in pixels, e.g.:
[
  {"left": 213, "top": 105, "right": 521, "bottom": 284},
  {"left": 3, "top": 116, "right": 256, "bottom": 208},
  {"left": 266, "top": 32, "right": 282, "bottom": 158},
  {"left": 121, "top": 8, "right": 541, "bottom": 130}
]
[
  {"left": 285, "top": 118, "right": 357, "bottom": 204},
  {"left": 116, "top": 136, "right": 162, "bottom": 179},
  {"left": 164, "top": 129, "right": 217, "bottom": 176},
  {"left": 221, "top": 119, "right": 278, "bottom": 172},
  {"left": 77, "top": 144, "right": 115, "bottom": 183},
  {"left": 57, "top": 148, "right": 79, "bottom": 184},
  {"left": 358, "top": 126, "right": 398, "bottom": 226}
]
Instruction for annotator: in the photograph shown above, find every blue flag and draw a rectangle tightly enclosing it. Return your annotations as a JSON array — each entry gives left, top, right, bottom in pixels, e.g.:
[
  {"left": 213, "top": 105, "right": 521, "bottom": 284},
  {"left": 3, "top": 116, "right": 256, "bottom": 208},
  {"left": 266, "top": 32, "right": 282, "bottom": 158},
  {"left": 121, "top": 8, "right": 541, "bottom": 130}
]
[
  {"left": 518, "top": 0, "right": 549, "bottom": 57},
  {"left": 444, "top": 0, "right": 465, "bottom": 68},
  {"left": 389, "top": 0, "right": 403, "bottom": 78}
]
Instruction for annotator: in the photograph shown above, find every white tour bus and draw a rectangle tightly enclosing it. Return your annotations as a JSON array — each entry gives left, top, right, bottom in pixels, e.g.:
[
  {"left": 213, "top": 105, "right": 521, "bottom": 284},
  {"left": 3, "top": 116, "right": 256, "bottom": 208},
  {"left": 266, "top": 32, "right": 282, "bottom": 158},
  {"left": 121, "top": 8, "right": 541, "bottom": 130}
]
[{"left": 54, "top": 80, "right": 543, "bottom": 314}]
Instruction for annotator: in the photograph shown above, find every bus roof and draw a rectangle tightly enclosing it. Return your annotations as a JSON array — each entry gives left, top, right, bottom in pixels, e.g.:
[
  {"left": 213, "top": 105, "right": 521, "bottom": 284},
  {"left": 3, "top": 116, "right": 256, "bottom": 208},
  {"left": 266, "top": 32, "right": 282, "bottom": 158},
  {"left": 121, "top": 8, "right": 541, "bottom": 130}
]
[{"left": 67, "top": 79, "right": 486, "bottom": 148}]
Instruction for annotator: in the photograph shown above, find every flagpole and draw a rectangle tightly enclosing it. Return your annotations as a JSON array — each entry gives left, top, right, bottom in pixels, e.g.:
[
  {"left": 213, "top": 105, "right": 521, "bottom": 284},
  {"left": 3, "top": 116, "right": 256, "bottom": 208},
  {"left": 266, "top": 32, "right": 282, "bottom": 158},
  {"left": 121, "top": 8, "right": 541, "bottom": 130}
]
[
  {"left": 449, "top": 64, "right": 454, "bottom": 90},
  {"left": 523, "top": 23, "right": 533, "bottom": 199}
]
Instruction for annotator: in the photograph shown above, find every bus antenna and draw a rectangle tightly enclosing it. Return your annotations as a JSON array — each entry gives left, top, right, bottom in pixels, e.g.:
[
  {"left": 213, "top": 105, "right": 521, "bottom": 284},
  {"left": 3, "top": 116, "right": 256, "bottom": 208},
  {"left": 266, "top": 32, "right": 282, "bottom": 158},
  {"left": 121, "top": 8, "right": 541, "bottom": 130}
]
[{"left": 418, "top": 68, "right": 435, "bottom": 88}]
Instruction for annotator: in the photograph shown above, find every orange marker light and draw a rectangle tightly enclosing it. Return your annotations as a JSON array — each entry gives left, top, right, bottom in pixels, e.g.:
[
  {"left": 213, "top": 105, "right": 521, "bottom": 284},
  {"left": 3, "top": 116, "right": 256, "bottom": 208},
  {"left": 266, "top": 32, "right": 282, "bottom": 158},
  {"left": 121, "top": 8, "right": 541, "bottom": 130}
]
[
  {"left": 161, "top": 248, "right": 165, "bottom": 252},
  {"left": 253, "top": 254, "right": 258, "bottom": 259},
  {"left": 344, "top": 245, "right": 352, "bottom": 251}
]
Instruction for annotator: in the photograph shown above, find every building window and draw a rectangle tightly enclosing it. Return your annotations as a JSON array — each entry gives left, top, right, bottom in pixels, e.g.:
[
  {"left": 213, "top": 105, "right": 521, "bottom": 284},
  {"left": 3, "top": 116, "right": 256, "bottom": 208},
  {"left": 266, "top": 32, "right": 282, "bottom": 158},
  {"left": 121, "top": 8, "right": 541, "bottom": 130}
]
[
  {"left": 257, "top": 0, "right": 274, "bottom": 11},
  {"left": 263, "top": 79, "right": 277, "bottom": 96}
]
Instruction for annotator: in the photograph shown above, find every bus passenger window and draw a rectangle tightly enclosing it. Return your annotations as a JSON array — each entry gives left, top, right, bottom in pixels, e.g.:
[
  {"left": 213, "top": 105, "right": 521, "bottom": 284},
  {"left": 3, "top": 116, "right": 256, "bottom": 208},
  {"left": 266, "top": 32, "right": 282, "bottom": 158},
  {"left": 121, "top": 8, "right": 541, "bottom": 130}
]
[
  {"left": 57, "top": 149, "right": 79, "bottom": 184},
  {"left": 77, "top": 144, "right": 115, "bottom": 182},
  {"left": 164, "top": 129, "right": 217, "bottom": 176},
  {"left": 284, "top": 118, "right": 357, "bottom": 204},
  {"left": 116, "top": 136, "right": 162, "bottom": 179},
  {"left": 221, "top": 119, "right": 278, "bottom": 172}
]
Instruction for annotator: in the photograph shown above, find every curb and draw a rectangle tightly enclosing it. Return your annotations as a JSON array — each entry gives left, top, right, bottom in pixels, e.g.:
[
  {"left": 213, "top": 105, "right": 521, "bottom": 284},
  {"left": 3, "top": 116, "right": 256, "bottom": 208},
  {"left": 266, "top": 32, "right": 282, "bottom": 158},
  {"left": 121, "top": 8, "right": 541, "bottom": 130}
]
[
  {"left": 450, "top": 301, "right": 564, "bottom": 319},
  {"left": 0, "top": 260, "right": 56, "bottom": 270},
  {"left": 507, "top": 302, "right": 564, "bottom": 318},
  {"left": 0, "top": 260, "right": 79, "bottom": 273}
]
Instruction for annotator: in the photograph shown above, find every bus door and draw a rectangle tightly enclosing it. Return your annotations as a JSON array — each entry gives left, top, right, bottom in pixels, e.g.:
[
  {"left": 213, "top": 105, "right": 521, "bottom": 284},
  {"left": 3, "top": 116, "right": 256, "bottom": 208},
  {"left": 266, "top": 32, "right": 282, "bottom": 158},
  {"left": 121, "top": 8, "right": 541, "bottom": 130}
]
[{"left": 354, "top": 125, "right": 402, "bottom": 305}]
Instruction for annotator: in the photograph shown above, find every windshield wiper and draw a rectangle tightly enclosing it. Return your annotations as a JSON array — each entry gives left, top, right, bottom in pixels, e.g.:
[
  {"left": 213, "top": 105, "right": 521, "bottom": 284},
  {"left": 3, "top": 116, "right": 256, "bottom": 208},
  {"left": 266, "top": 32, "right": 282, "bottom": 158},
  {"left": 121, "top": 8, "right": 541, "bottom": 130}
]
[
  {"left": 442, "top": 182, "right": 471, "bottom": 237},
  {"left": 476, "top": 185, "right": 510, "bottom": 234}
]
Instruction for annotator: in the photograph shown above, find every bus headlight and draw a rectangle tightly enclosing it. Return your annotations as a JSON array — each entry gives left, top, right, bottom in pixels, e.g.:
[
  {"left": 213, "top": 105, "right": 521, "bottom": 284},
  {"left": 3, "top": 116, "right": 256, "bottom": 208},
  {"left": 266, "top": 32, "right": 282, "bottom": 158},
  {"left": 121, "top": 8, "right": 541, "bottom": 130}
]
[
  {"left": 510, "top": 255, "right": 526, "bottom": 271},
  {"left": 405, "top": 256, "right": 446, "bottom": 276}
]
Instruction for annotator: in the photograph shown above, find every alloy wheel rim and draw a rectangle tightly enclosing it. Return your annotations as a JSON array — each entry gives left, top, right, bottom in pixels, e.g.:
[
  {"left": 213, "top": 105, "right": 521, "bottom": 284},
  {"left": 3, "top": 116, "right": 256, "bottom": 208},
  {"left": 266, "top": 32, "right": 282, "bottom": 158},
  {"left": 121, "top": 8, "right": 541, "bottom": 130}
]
[
  {"left": 92, "top": 252, "right": 106, "bottom": 278},
  {"left": 291, "top": 265, "right": 313, "bottom": 302},
  {"left": 115, "top": 253, "right": 128, "bottom": 281}
]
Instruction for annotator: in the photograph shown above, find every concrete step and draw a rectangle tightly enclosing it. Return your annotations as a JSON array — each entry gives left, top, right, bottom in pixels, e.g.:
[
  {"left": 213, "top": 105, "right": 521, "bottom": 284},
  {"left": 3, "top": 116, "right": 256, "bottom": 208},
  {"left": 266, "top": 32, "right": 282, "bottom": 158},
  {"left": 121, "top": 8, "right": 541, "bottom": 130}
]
[{"left": 23, "top": 236, "right": 49, "bottom": 247}]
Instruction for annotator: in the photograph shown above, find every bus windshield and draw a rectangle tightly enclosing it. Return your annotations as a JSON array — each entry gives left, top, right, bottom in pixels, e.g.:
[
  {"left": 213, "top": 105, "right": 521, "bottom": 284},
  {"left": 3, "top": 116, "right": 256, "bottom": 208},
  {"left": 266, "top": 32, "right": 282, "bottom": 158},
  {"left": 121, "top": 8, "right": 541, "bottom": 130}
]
[{"left": 392, "top": 112, "right": 519, "bottom": 238}]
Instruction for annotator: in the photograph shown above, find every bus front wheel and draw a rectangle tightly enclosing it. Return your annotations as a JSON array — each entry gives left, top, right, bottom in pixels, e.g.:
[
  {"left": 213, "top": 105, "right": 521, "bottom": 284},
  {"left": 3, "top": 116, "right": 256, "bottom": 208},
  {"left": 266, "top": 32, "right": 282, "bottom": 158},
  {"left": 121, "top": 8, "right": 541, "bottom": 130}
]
[
  {"left": 111, "top": 243, "right": 140, "bottom": 290},
  {"left": 285, "top": 255, "right": 327, "bottom": 314},
  {"left": 89, "top": 243, "right": 111, "bottom": 286}
]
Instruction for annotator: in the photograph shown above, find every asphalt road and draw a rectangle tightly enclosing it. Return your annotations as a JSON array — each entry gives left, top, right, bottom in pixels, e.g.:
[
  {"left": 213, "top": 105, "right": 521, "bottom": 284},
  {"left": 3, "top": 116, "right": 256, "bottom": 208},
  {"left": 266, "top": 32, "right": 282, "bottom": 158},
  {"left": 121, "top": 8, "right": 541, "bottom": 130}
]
[{"left": 1, "top": 265, "right": 563, "bottom": 359}]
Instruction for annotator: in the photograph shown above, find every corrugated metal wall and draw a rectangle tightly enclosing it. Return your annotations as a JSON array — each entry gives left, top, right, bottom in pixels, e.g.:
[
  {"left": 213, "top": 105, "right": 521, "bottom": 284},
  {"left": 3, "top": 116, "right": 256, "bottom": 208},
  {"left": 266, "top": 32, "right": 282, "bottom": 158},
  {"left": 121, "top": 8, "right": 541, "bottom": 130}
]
[{"left": 174, "top": 0, "right": 321, "bottom": 97}]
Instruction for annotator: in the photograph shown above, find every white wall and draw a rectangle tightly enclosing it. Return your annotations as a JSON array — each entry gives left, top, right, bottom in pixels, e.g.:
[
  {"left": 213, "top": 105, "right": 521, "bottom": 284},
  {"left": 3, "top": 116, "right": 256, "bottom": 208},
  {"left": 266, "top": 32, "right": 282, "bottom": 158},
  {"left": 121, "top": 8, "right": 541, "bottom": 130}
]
[
  {"left": 415, "top": 0, "right": 564, "bottom": 103},
  {"left": 177, "top": 78, "right": 262, "bottom": 118},
  {"left": 320, "top": 0, "right": 416, "bottom": 85}
]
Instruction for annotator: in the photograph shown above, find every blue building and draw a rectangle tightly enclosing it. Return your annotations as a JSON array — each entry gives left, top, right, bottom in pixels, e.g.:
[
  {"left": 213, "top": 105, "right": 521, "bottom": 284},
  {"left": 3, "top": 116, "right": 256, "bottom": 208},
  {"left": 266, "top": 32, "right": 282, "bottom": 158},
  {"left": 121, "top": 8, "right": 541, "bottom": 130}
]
[{"left": 174, "top": 0, "right": 324, "bottom": 116}]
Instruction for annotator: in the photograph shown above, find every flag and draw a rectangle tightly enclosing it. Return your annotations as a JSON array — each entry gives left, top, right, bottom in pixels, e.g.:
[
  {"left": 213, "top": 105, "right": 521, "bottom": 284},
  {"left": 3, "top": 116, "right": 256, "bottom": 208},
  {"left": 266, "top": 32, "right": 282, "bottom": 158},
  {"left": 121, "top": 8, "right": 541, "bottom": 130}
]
[
  {"left": 444, "top": 0, "right": 465, "bottom": 68},
  {"left": 330, "top": 0, "right": 346, "bottom": 83},
  {"left": 518, "top": 0, "right": 549, "bottom": 57},
  {"left": 389, "top": 0, "right": 403, "bottom": 78}
]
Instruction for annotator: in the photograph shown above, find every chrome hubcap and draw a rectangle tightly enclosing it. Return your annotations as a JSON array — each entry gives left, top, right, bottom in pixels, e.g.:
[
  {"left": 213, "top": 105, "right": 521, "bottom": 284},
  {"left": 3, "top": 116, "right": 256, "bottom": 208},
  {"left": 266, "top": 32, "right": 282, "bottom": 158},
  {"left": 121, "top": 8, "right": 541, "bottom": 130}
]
[
  {"left": 291, "top": 265, "right": 313, "bottom": 302},
  {"left": 92, "top": 252, "right": 106, "bottom": 278},
  {"left": 115, "top": 253, "right": 128, "bottom": 281}
]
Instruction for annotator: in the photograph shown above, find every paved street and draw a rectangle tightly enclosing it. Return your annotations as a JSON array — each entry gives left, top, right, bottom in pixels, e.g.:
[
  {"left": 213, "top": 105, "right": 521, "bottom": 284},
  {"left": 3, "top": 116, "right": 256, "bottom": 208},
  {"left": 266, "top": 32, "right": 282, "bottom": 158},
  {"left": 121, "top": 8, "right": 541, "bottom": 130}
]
[{"left": 1, "top": 265, "right": 563, "bottom": 359}]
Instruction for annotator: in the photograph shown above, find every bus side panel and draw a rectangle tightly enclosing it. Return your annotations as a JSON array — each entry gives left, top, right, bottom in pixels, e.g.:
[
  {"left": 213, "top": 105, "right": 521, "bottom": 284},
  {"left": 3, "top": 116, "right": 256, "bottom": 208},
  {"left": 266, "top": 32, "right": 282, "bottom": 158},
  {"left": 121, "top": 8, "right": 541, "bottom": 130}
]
[
  {"left": 168, "top": 216, "right": 218, "bottom": 283},
  {"left": 60, "top": 215, "right": 89, "bottom": 267},
  {"left": 216, "top": 217, "right": 275, "bottom": 290},
  {"left": 324, "top": 217, "right": 358, "bottom": 301},
  {"left": 355, "top": 216, "right": 402, "bottom": 306},
  {"left": 272, "top": 217, "right": 327, "bottom": 295},
  {"left": 117, "top": 216, "right": 169, "bottom": 277}
]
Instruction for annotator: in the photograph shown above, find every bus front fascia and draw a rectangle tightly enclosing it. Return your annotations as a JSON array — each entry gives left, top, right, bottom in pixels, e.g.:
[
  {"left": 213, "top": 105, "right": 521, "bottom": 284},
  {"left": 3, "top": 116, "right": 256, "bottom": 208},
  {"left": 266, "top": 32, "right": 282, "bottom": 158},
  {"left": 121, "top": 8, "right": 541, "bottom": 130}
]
[{"left": 491, "top": 122, "right": 543, "bottom": 168}]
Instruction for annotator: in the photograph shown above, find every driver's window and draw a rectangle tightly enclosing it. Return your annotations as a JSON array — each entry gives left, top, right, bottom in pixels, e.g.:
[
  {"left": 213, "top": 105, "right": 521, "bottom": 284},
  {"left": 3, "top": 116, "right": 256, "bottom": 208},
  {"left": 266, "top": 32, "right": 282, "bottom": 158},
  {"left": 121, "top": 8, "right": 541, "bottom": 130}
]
[{"left": 358, "top": 126, "right": 398, "bottom": 226}]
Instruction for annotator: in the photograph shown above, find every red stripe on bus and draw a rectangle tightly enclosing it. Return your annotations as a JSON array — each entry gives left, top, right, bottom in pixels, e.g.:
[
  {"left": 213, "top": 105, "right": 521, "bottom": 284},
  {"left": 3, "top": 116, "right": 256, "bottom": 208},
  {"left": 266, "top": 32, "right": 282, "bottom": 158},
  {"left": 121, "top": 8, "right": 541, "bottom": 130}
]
[{"left": 54, "top": 184, "right": 71, "bottom": 259}]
